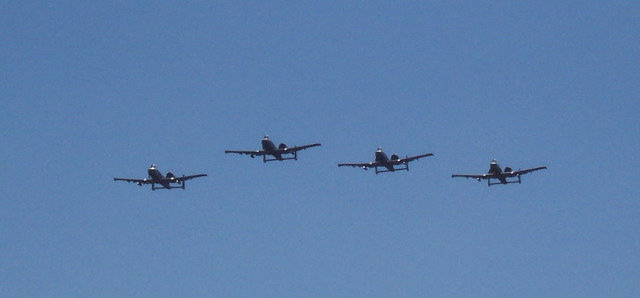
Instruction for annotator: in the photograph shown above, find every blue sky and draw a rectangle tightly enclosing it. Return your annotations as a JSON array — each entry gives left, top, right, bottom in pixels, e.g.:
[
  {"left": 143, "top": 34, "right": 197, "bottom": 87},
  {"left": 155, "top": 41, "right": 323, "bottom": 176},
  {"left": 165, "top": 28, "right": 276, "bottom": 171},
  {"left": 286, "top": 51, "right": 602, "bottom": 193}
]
[{"left": 2, "top": 1, "right": 639, "bottom": 297}]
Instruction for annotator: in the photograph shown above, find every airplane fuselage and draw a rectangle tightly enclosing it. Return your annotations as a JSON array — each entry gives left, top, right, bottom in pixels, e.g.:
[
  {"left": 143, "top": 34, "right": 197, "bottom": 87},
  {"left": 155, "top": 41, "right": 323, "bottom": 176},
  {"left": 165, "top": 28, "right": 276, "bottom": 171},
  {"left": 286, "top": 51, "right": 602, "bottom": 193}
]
[
  {"left": 261, "top": 136, "right": 298, "bottom": 161},
  {"left": 148, "top": 166, "right": 172, "bottom": 189},
  {"left": 374, "top": 148, "right": 395, "bottom": 172},
  {"left": 261, "top": 137, "right": 283, "bottom": 160},
  {"left": 488, "top": 161, "right": 508, "bottom": 184}
]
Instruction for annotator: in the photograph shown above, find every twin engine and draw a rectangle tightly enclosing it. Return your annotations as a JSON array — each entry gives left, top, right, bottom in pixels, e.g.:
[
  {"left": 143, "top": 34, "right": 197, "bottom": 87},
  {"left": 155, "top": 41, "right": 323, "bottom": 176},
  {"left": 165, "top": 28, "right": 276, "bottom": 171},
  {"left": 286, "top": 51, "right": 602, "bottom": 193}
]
[
  {"left": 278, "top": 143, "right": 288, "bottom": 150},
  {"left": 165, "top": 172, "right": 182, "bottom": 184},
  {"left": 390, "top": 154, "right": 400, "bottom": 161}
]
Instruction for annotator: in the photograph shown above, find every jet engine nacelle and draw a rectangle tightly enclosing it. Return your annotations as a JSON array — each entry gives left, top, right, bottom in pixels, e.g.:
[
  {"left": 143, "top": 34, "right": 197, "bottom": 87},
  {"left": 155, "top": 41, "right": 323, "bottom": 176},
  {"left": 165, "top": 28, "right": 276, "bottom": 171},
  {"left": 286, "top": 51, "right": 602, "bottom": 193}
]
[
  {"left": 166, "top": 172, "right": 176, "bottom": 179},
  {"left": 504, "top": 167, "right": 512, "bottom": 173},
  {"left": 278, "top": 143, "right": 288, "bottom": 150},
  {"left": 390, "top": 154, "right": 400, "bottom": 161}
]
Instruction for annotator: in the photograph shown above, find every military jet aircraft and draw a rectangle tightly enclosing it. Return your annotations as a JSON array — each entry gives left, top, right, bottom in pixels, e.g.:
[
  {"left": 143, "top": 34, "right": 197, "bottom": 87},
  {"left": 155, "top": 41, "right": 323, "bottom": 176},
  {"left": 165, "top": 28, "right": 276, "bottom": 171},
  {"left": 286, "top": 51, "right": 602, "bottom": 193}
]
[
  {"left": 338, "top": 147, "right": 434, "bottom": 174},
  {"left": 451, "top": 159, "right": 547, "bottom": 186},
  {"left": 225, "top": 135, "right": 321, "bottom": 163},
  {"left": 113, "top": 164, "right": 207, "bottom": 190}
]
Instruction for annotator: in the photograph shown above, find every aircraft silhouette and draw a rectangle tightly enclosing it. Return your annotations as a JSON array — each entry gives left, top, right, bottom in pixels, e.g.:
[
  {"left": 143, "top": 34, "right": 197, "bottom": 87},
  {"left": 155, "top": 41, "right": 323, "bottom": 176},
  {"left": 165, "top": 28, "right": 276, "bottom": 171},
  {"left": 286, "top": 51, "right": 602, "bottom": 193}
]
[
  {"left": 338, "top": 147, "right": 434, "bottom": 174},
  {"left": 225, "top": 135, "right": 321, "bottom": 163},
  {"left": 113, "top": 164, "right": 207, "bottom": 190},
  {"left": 452, "top": 159, "right": 547, "bottom": 186}
]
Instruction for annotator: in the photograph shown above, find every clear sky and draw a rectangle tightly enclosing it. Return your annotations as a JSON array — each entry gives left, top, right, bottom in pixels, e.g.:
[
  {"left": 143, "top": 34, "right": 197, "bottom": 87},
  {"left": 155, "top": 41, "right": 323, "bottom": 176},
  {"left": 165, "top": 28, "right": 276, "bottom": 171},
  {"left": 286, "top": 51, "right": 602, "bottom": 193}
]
[{"left": 2, "top": 1, "right": 639, "bottom": 297}]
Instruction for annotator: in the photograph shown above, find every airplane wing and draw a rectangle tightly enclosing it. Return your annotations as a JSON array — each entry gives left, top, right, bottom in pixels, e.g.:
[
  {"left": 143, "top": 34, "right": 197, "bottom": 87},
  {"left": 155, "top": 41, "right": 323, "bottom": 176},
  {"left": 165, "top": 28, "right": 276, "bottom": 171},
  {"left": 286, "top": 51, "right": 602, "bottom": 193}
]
[
  {"left": 505, "top": 166, "right": 547, "bottom": 177},
  {"left": 397, "top": 153, "right": 434, "bottom": 164},
  {"left": 113, "top": 177, "right": 153, "bottom": 184},
  {"left": 451, "top": 173, "right": 493, "bottom": 180},
  {"left": 337, "top": 162, "right": 379, "bottom": 169},
  {"left": 173, "top": 174, "right": 208, "bottom": 182},
  {"left": 224, "top": 150, "right": 267, "bottom": 156},
  {"left": 280, "top": 143, "right": 322, "bottom": 153}
]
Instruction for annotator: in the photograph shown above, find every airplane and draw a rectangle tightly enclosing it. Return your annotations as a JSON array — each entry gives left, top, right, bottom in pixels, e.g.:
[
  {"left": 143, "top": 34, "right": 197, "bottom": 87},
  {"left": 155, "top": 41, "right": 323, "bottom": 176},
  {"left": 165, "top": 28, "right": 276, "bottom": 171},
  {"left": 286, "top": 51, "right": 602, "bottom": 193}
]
[
  {"left": 451, "top": 159, "right": 547, "bottom": 186},
  {"left": 113, "top": 164, "right": 208, "bottom": 190},
  {"left": 224, "top": 135, "right": 321, "bottom": 163},
  {"left": 338, "top": 147, "right": 434, "bottom": 174}
]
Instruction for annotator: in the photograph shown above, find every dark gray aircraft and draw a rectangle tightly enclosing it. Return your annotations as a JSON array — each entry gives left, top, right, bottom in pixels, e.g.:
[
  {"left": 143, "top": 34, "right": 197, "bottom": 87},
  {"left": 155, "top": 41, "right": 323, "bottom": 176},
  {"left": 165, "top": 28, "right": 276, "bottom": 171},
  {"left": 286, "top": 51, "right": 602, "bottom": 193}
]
[
  {"left": 338, "top": 147, "right": 434, "bottom": 174},
  {"left": 225, "top": 135, "right": 321, "bottom": 163},
  {"left": 113, "top": 164, "right": 207, "bottom": 190},
  {"left": 451, "top": 159, "right": 547, "bottom": 186}
]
